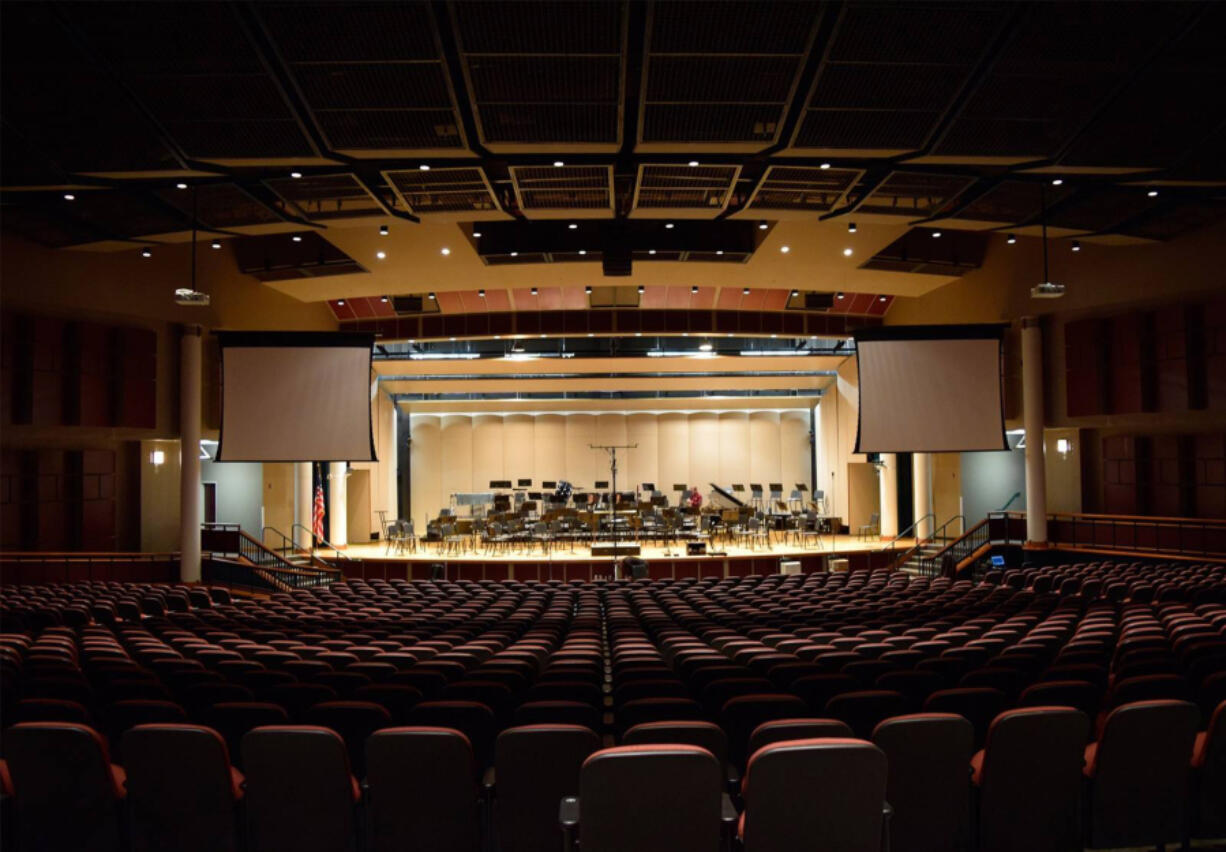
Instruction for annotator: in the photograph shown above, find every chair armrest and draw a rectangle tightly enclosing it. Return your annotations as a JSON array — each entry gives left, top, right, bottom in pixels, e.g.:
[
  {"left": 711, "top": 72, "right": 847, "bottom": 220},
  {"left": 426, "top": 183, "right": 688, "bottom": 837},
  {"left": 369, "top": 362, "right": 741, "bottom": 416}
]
[
  {"left": 881, "top": 800, "right": 893, "bottom": 852},
  {"left": 559, "top": 797, "right": 580, "bottom": 852},
  {"left": 725, "top": 764, "right": 741, "bottom": 795},
  {"left": 482, "top": 766, "right": 496, "bottom": 796},
  {"left": 721, "top": 793, "right": 739, "bottom": 826}
]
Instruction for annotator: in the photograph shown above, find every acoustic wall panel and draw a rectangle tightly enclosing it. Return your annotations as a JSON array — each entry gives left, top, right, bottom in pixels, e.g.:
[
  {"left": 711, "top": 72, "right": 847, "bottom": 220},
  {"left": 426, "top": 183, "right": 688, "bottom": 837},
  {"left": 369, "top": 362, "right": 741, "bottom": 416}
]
[
  {"left": 565, "top": 414, "right": 597, "bottom": 488},
  {"left": 408, "top": 415, "right": 441, "bottom": 528},
  {"left": 440, "top": 416, "right": 472, "bottom": 507},
  {"left": 471, "top": 414, "right": 504, "bottom": 491},
  {"left": 626, "top": 413, "right": 659, "bottom": 491},
  {"left": 749, "top": 411, "right": 784, "bottom": 492},
  {"left": 657, "top": 412, "right": 690, "bottom": 498},
  {"left": 719, "top": 412, "right": 751, "bottom": 489},
  {"left": 688, "top": 413, "right": 720, "bottom": 496},
  {"left": 502, "top": 414, "right": 533, "bottom": 487},
  {"left": 534, "top": 414, "right": 566, "bottom": 484}
]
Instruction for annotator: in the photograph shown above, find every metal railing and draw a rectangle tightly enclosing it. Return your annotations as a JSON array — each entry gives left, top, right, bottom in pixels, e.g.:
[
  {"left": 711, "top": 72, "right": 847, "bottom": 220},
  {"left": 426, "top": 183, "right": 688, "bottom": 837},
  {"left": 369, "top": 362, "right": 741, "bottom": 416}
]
[
  {"left": 202, "top": 523, "right": 340, "bottom": 589},
  {"left": 913, "top": 518, "right": 992, "bottom": 577},
  {"left": 290, "top": 524, "right": 352, "bottom": 565},
  {"left": 883, "top": 514, "right": 963, "bottom": 572},
  {"left": 879, "top": 513, "right": 936, "bottom": 554}
]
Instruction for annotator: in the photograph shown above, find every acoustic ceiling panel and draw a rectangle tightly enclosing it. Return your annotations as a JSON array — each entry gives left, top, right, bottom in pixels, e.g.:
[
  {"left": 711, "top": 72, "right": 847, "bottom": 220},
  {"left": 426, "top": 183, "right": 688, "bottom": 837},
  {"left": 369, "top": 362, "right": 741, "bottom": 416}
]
[
  {"left": 63, "top": 1, "right": 314, "bottom": 160},
  {"left": 384, "top": 167, "right": 503, "bottom": 215},
  {"left": 949, "top": 180, "right": 1074, "bottom": 225},
  {"left": 510, "top": 165, "right": 614, "bottom": 212},
  {"left": 633, "top": 164, "right": 740, "bottom": 211},
  {"left": 746, "top": 166, "right": 860, "bottom": 212},
  {"left": 1045, "top": 186, "right": 1163, "bottom": 233},
  {"left": 1117, "top": 200, "right": 1226, "bottom": 241},
  {"left": 154, "top": 183, "right": 283, "bottom": 229},
  {"left": 255, "top": 2, "right": 465, "bottom": 153},
  {"left": 641, "top": 1, "right": 821, "bottom": 145},
  {"left": 0, "top": 202, "right": 108, "bottom": 248},
  {"left": 859, "top": 171, "right": 975, "bottom": 217},
  {"left": 794, "top": 2, "right": 1007, "bottom": 153},
  {"left": 265, "top": 174, "right": 382, "bottom": 220},
  {"left": 934, "top": 2, "right": 1192, "bottom": 160},
  {"left": 54, "top": 190, "right": 190, "bottom": 239},
  {"left": 452, "top": 0, "right": 624, "bottom": 147}
]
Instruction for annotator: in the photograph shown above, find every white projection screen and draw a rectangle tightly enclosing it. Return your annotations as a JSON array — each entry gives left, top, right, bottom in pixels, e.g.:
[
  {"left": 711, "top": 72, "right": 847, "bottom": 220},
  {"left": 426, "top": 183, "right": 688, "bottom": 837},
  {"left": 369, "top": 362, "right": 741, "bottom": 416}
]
[
  {"left": 216, "top": 331, "right": 376, "bottom": 462},
  {"left": 854, "top": 324, "right": 1008, "bottom": 454}
]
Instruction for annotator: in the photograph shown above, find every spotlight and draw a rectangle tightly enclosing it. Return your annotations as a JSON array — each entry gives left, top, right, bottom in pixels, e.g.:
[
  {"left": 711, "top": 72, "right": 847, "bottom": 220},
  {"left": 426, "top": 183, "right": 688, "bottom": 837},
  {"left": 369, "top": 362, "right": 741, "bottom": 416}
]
[
  {"left": 648, "top": 249, "right": 657, "bottom": 255},
  {"left": 176, "top": 182, "right": 187, "bottom": 190},
  {"left": 379, "top": 225, "right": 389, "bottom": 236},
  {"left": 691, "top": 286, "right": 698, "bottom": 294},
  {"left": 820, "top": 163, "right": 831, "bottom": 170},
  {"left": 587, "top": 333, "right": 595, "bottom": 338},
  {"left": 568, "top": 223, "right": 578, "bottom": 229},
  {"left": 1147, "top": 189, "right": 1159, "bottom": 197},
  {"left": 843, "top": 247, "right": 853, "bottom": 257},
  {"left": 473, "top": 231, "right": 482, "bottom": 238},
  {"left": 553, "top": 160, "right": 564, "bottom": 167},
  {"left": 1051, "top": 178, "right": 1063, "bottom": 186},
  {"left": 578, "top": 249, "right": 586, "bottom": 255},
  {"left": 931, "top": 231, "right": 942, "bottom": 239},
  {"left": 210, "top": 240, "right": 221, "bottom": 250},
  {"left": 292, "top": 235, "right": 302, "bottom": 242},
  {"left": 376, "top": 251, "right": 386, "bottom": 260},
  {"left": 585, "top": 286, "right": 592, "bottom": 294},
  {"left": 836, "top": 292, "right": 845, "bottom": 300},
  {"left": 879, "top": 296, "right": 887, "bottom": 302},
  {"left": 715, "top": 250, "right": 724, "bottom": 255},
  {"left": 637, "top": 286, "right": 644, "bottom": 294},
  {"left": 380, "top": 296, "right": 388, "bottom": 303},
  {"left": 531, "top": 287, "right": 538, "bottom": 295},
  {"left": 428, "top": 292, "right": 436, "bottom": 300},
  {"left": 1007, "top": 234, "right": 1017, "bottom": 244},
  {"left": 688, "top": 160, "right": 699, "bottom": 167},
  {"left": 336, "top": 300, "right": 345, "bottom": 306},
  {"left": 780, "top": 245, "right": 790, "bottom": 253},
  {"left": 699, "top": 342, "right": 713, "bottom": 352},
  {"left": 759, "top": 222, "right": 768, "bottom": 230},
  {"left": 440, "top": 247, "right": 450, "bottom": 255},
  {"left": 665, "top": 223, "right": 675, "bottom": 229},
  {"left": 63, "top": 193, "right": 75, "bottom": 201},
  {"left": 141, "top": 248, "right": 152, "bottom": 258},
  {"left": 510, "top": 251, "right": 518, "bottom": 257},
  {"left": 635, "top": 332, "right": 642, "bottom": 337},
  {"left": 419, "top": 164, "right": 430, "bottom": 171},
  {"left": 1071, "top": 241, "right": 1081, "bottom": 252},
  {"left": 478, "top": 289, "right": 486, "bottom": 298},
  {"left": 848, "top": 222, "right": 857, "bottom": 233},
  {"left": 743, "top": 287, "right": 750, "bottom": 295},
  {"left": 290, "top": 171, "right": 302, "bottom": 179},
  {"left": 790, "top": 290, "right": 799, "bottom": 298}
]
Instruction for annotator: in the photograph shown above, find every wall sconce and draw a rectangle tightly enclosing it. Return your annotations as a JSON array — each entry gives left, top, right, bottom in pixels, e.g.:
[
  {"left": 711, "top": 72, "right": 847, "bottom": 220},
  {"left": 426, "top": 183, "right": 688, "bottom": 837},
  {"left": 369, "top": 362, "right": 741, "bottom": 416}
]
[
  {"left": 1056, "top": 438, "right": 1071, "bottom": 457},
  {"left": 149, "top": 450, "right": 165, "bottom": 466}
]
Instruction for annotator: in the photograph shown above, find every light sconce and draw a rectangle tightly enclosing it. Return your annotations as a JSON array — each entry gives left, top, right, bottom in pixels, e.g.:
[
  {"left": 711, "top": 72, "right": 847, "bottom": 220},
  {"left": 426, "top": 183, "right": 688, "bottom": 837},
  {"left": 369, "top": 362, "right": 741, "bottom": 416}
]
[
  {"left": 1056, "top": 438, "right": 1072, "bottom": 457},
  {"left": 149, "top": 449, "right": 165, "bottom": 466}
]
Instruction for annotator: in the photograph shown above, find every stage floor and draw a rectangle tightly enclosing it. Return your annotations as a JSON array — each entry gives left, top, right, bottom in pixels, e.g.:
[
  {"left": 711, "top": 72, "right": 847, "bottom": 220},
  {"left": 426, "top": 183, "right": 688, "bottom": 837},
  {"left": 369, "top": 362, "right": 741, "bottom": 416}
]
[{"left": 323, "top": 534, "right": 913, "bottom": 563}]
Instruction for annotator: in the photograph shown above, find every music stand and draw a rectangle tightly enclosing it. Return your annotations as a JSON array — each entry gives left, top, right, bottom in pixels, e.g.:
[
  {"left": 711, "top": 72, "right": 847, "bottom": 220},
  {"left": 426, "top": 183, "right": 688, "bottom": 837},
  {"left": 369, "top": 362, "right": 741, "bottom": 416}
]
[{"left": 749, "top": 483, "right": 764, "bottom": 512}]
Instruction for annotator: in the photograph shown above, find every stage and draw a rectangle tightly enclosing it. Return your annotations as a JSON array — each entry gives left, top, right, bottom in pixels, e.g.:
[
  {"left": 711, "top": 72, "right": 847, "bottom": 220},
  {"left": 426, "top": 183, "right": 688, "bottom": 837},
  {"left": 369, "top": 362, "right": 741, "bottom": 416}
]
[{"left": 317, "top": 535, "right": 914, "bottom": 583}]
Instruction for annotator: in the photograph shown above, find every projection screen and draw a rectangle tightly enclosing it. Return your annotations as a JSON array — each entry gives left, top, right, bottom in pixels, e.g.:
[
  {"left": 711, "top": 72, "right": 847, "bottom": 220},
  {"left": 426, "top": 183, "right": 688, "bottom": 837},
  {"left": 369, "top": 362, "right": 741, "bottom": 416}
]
[
  {"left": 216, "top": 331, "right": 376, "bottom": 462},
  {"left": 853, "top": 324, "right": 1008, "bottom": 454}
]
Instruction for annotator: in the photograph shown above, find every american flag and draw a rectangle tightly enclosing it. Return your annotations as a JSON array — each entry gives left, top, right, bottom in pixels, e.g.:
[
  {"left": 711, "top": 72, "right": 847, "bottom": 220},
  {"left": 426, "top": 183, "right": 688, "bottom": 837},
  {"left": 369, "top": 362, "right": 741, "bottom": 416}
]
[{"left": 312, "top": 478, "right": 325, "bottom": 542}]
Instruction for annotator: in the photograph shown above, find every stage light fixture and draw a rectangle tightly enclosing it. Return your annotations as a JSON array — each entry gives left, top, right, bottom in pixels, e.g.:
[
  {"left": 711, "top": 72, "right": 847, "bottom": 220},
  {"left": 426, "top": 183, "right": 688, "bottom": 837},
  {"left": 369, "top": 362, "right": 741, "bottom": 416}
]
[
  {"left": 379, "top": 225, "right": 389, "bottom": 236},
  {"left": 1007, "top": 234, "right": 1017, "bottom": 244},
  {"left": 211, "top": 240, "right": 221, "bottom": 250}
]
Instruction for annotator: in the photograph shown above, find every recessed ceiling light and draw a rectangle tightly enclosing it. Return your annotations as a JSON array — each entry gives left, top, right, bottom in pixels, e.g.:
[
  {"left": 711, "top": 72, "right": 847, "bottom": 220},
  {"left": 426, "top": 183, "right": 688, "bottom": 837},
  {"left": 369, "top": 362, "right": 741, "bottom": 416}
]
[
  {"left": 587, "top": 333, "right": 594, "bottom": 338},
  {"left": 843, "top": 247, "right": 853, "bottom": 257},
  {"left": 743, "top": 287, "right": 750, "bottom": 295},
  {"left": 376, "top": 251, "right": 386, "bottom": 260},
  {"left": 379, "top": 225, "right": 389, "bottom": 236},
  {"left": 665, "top": 223, "right": 674, "bottom": 229},
  {"left": 141, "top": 248, "right": 152, "bottom": 258},
  {"left": 292, "top": 235, "right": 302, "bottom": 242},
  {"left": 553, "top": 160, "right": 564, "bottom": 167},
  {"left": 380, "top": 296, "right": 388, "bottom": 303},
  {"left": 790, "top": 290, "right": 799, "bottom": 298},
  {"left": 635, "top": 332, "right": 642, "bottom": 337},
  {"left": 531, "top": 287, "right": 538, "bottom": 295},
  {"left": 931, "top": 231, "right": 942, "bottom": 238},
  {"left": 691, "top": 286, "right": 698, "bottom": 294},
  {"left": 473, "top": 231, "right": 482, "bottom": 238},
  {"left": 1051, "top": 178, "right": 1063, "bottom": 186},
  {"left": 450, "top": 337, "right": 457, "bottom": 342},
  {"left": 176, "top": 182, "right": 187, "bottom": 190},
  {"left": 1071, "top": 241, "right": 1081, "bottom": 252},
  {"left": 63, "top": 193, "right": 75, "bottom": 201},
  {"left": 836, "top": 292, "right": 845, "bottom": 300},
  {"left": 568, "top": 223, "right": 578, "bottom": 229},
  {"left": 478, "top": 289, "right": 485, "bottom": 297},
  {"left": 428, "top": 292, "right": 436, "bottom": 299},
  {"left": 510, "top": 251, "right": 518, "bottom": 257},
  {"left": 770, "top": 334, "right": 778, "bottom": 339},
  {"left": 210, "top": 240, "right": 221, "bottom": 250},
  {"left": 819, "top": 162, "right": 831, "bottom": 170},
  {"left": 539, "top": 334, "right": 546, "bottom": 339},
  {"left": 585, "top": 285, "right": 592, "bottom": 294},
  {"left": 648, "top": 249, "right": 656, "bottom": 255},
  {"left": 726, "top": 333, "right": 733, "bottom": 338},
  {"left": 879, "top": 296, "right": 887, "bottom": 302},
  {"left": 780, "top": 245, "right": 790, "bottom": 253},
  {"left": 419, "top": 164, "right": 430, "bottom": 171},
  {"left": 1007, "top": 234, "right": 1017, "bottom": 244},
  {"left": 440, "top": 247, "right": 450, "bottom": 255},
  {"left": 848, "top": 222, "right": 857, "bottom": 233},
  {"left": 637, "top": 286, "right": 644, "bottom": 294},
  {"left": 578, "top": 249, "right": 586, "bottom": 255},
  {"left": 688, "top": 160, "right": 699, "bottom": 167},
  {"left": 759, "top": 222, "right": 768, "bottom": 230},
  {"left": 1147, "top": 189, "right": 1159, "bottom": 197},
  {"left": 716, "top": 250, "right": 724, "bottom": 255},
  {"left": 699, "top": 342, "right": 713, "bottom": 352},
  {"left": 290, "top": 171, "right": 302, "bottom": 179},
  {"left": 336, "top": 299, "right": 345, "bottom": 306}
]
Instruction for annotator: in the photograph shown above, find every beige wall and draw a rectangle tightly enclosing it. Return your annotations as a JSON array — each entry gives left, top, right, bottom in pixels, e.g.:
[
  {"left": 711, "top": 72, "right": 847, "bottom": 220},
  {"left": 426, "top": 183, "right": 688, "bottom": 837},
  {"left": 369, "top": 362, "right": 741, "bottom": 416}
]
[
  {"left": 1044, "top": 428, "right": 1082, "bottom": 515},
  {"left": 348, "top": 389, "right": 398, "bottom": 538},
  {"left": 261, "top": 463, "right": 295, "bottom": 545},
  {"left": 408, "top": 409, "right": 811, "bottom": 522},
  {"left": 817, "top": 356, "right": 865, "bottom": 522},
  {"left": 846, "top": 463, "right": 880, "bottom": 532},
  {"left": 139, "top": 439, "right": 182, "bottom": 551},
  {"left": 932, "top": 453, "right": 963, "bottom": 534}
]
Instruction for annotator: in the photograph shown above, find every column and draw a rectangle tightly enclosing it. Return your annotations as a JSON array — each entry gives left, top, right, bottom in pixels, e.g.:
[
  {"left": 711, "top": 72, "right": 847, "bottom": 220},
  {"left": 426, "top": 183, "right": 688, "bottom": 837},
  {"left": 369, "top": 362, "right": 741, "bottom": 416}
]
[
  {"left": 878, "top": 453, "right": 898, "bottom": 538},
  {"left": 1022, "top": 316, "right": 1048, "bottom": 545},
  {"left": 296, "top": 462, "right": 313, "bottom": 549},
  {"left": 328, "top": 461, "right": 348, "bottom": 548},
  {"left": 912, "top": 452, "right": 933, "bottom": 540},
  {"left": 179, "top": 325, "right": 202, "bottom": 582}
]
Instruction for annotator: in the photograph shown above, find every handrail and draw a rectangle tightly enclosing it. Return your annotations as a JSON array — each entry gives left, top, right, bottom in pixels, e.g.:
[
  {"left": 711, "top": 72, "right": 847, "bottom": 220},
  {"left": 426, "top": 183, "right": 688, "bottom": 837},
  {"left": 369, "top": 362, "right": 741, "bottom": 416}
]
[
  {"left": 998, "top": 492, "right": 1022, "bottom": 511},
  {"left": 914, "top": 517, "right": 992, "bottom": 577},
  {"left": 887, "top": 514, "right": 965, "bottom": 572},
  {"left": 290, "top": 523, "right": 353, "bottom": 562},
  {"left": 201, "top": 523, "right": 339, "bottom": 588},
  {"left": 879, "top": 513, "right": 937, "bottom": 552}
]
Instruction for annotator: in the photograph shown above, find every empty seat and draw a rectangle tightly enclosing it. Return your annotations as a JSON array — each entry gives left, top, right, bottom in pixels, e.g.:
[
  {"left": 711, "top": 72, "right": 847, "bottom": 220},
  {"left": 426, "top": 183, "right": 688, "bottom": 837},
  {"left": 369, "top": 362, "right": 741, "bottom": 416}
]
[
  {"left": 747, "top": 718, "right": 853, "bottom": 756},
  {"left": 1084, "top": 699, "right": 1200, "bottom": 850},
  {"left": 406, "top": 700, "right": 497, "bottom": 768},
  {"left": 302, "top": 700, "right": 392, "bottom": 775},
  {"left": 122, "top": 724, "right": 243, "bottom": 852},
  {"left": 513, "top": 699, "right": 602, "bottom": 730},
  {"left": 973, "top": 707, "right": 1090, "bottom": 852},
  {"left": 622, "top": 720, "right": 731, "bottom": 778},
  {"left": 720, "top": 693, "right": 810, "bottom": 769},
  {"left": 573, "top": 745, "right": 722, "bottom": 852},
  {"left": 201, "top": 702, "right": 290, "bottom": 769},
  {"left": 873, "top": 714, "right": 973, "bottom": 852},
  {"left": 242, "top": 726, "right": 359, "bottom": 852},
  {"left": 1191, "top": 701, "right": 1226, "bottom": 843},
  {"left": 825, "top": 689, "right": 907, "bottom": 739},
  {"left": 3, "top": 722, "right": 126, "bottom": 852},
  {"left": 366, "top": 727, "right": 480, "bottom": 852},
  {"left": 922, "top": 688, "right": 1008, "bottom": 749},
  {"left": 495, "top": 725, "right": 600, "bottom": 852},
  {"left": 13, "top": 697, "right": 92, "bottom": 724},
  {"left": 739, "top": 738, "right": 887, "bottom": 852}
]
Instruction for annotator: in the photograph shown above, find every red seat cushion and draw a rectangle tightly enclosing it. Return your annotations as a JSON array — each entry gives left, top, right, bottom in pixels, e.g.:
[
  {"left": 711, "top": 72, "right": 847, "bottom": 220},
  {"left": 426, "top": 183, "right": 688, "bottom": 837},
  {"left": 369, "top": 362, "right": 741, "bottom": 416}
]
[
  {"left": 970, "top": 749, "right": 985, "bottom": 785},
  {"left": 111, "top": 764, "right": 127, "bottom": 799},
  {"left": 1191, "top": 731, "right": 1208, "bottom": 769},
  {"left": 1082, "top": 743, "right": 1098, "bottom": 778}
]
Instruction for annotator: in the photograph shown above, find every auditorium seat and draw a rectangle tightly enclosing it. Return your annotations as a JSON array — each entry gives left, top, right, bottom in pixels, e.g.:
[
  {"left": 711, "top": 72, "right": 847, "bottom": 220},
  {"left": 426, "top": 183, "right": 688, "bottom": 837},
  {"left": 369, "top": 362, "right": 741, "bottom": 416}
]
[
  {"left": 202, "top": 702, "right": 291, "bottom": 768},
  {"left": 922, "top": 687, "right": 1009, "bottom": 749},
  {"left": 3, "top": 722, "right": 126, "bottom": 852},
  {"left": 1017, "top": 679, "right": 1100, "bottom": 721},
  {"left": 407, "top": 700, "right": 497, "bottom": 768},
  {"left": 720, "top": 694, "right": 811, "bottom": 769},
  {"left": 1191, "top": 701, "right": 1226, "bottom": 843},
  {"left": 739, "top": 738, "right": 887, "bottom": 852},
  {"left": 513, "top": 699, "right": 602, "bottom": 730},
  {"left": 824, "top": 689, "right": 907, "bottom": 739},
  {"left": 873, "top": 714, "right": 973, "bottom": 852},
  {"left": 972, "top": 707, "right": 1090, "bottom": 852},
  {"left": 616, "top": 696, "right": 705, "bottom": 736},
  {"left": 260, "top": 682, "right": 338, "bottom": 720},
  {"left": 747, "top": 718, "right": 853, "bottom": 755},
  {"left": 1083, "top": 699, "right": 1200, "bottom": 850},
  {"left": 366, "top": 727, "right": 480, "bottom": 852},
  {"left": 494, "top": 725, "right": 600, "bottom": 852},
  {"left": 352, "top": 684, "right": 423, "bottom": 724},
  {"left": 242, "top": 726, "right": 360, "bottom": 852},
  {"left": 570, "top": 745, "right": 723, "bottom": 852},
  {"left": 122, "top": 724, "right": 244, "bottom": 852},
  {"left": 303, "top": 700, "right": 393, "bottom": 775},
  {"left": 13, "top": 696, "right": 93, "bottom": 724},
  {"left": 101, "top": 699, "right": 188, "bottom": 759}
]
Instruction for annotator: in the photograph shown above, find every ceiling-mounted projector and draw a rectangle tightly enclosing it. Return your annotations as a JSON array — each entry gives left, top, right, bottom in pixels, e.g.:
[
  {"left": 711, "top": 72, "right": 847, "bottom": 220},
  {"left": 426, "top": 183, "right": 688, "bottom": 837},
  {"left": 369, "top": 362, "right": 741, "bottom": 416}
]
[
  {"left": 174, "top": 288, "right": 210, "bottom": 306},
  {"left": 1030, "top": 281, "right": 1066, "bottom": 299}
]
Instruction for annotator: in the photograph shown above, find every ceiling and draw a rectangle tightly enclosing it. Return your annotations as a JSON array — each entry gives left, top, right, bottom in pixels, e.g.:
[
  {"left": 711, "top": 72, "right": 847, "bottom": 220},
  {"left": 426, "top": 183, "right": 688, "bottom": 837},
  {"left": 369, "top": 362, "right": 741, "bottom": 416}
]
[{"left": 1, "top": 0, "right": 1223, "bottom": 270}]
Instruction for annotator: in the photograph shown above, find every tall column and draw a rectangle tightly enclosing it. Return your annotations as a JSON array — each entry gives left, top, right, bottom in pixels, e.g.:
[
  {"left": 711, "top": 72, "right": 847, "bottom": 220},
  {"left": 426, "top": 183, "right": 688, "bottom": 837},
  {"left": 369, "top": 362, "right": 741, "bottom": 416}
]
[
  {"left": 179, "top": 325, "right": 202, "bottom": 582},
  {"left": 328, "top": 461, "right": 348, "bottom": 548},
  {"left": 912, "top": 452, "right": 933, "bottom": 540},
  {"left": 878, "top": 453, "right": 899, "bottom": 538},
  {"left": 1022, "top": 316, "right": 1048, "bottom": 545},
  {"left": 296, "top": 462, "right": 313, "bottom": 549}
]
